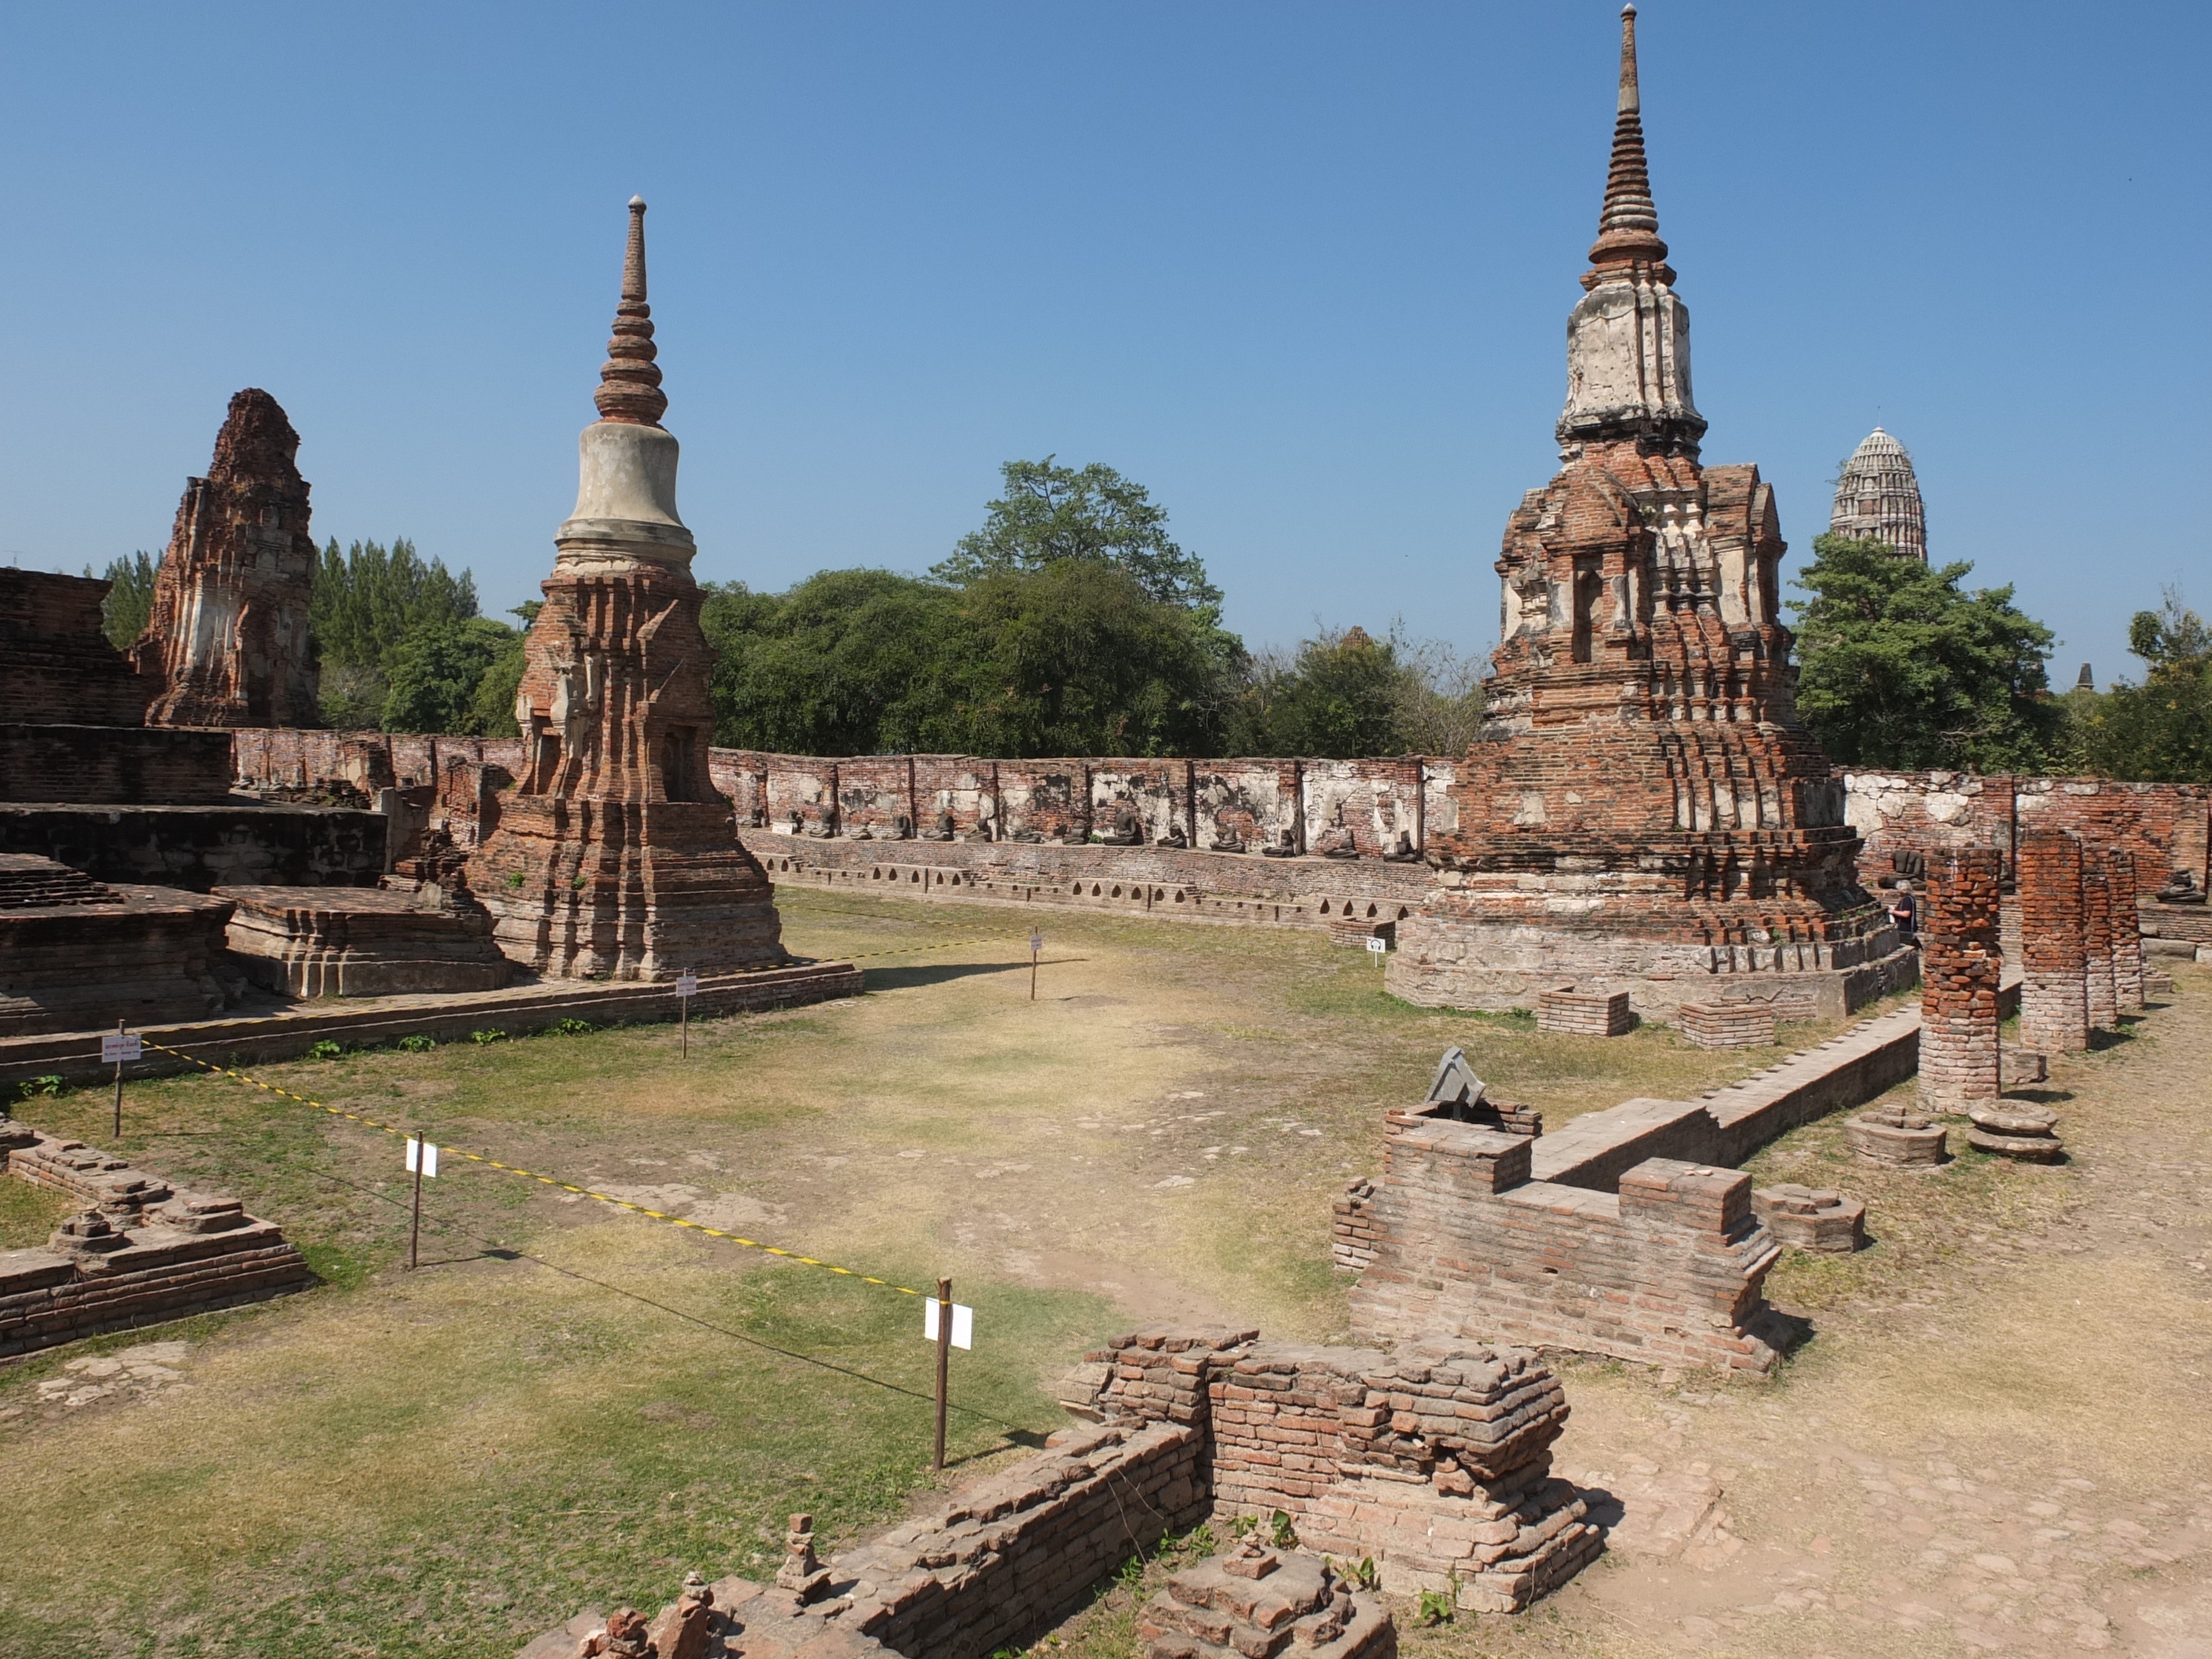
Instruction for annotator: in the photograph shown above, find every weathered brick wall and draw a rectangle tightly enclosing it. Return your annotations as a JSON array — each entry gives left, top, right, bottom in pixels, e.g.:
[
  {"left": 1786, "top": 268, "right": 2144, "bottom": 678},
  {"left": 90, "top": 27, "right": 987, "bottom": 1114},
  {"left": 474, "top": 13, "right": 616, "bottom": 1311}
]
[
  {"left": 2109, "top": 847, "right": 2145, "bottom": 1013},
  {"left": 0, "top": 802, "right": 385, "bottom": 892},
  {"left": 1844, "top": 771, "right": 2211, "bottom": 898},
  {"left": 2083, "top": 845, "right": 2119, "bottom": 1030},
  {"left": 830, "top": 1420, "right": 1207, "bottom": 1659},
  {"left": 0, "top": 1122, "right": 314, "bottom": 1358},
  {"left": 0, "top": 725, "right": 236, "bottom": 807},
  {"left": 1679, "top": 1001, "right": 1777, "bottom": 1049},
  {"left": 1917, "top": 847, "right": 2001, "bottom": 1108},
  {"left": 2018, "top": 827, "right": 2088, "bottom": 1053},
  {"left": 0, "top": 569, "right": 155, "bottom": 729}
]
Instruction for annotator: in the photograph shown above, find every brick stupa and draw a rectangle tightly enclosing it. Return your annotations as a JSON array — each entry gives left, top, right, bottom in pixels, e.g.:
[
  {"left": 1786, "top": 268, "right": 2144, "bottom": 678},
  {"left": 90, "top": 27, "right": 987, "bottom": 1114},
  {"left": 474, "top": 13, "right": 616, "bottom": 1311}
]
[
  {"left": 468, "top": 200, "right": 786, "bottom": 980},
  {"left": 132, "top": 389, "right": 323, "bottom": 728},
  {"left": 1388, "top": 6, "right": 1908, "bottom": 1019}
]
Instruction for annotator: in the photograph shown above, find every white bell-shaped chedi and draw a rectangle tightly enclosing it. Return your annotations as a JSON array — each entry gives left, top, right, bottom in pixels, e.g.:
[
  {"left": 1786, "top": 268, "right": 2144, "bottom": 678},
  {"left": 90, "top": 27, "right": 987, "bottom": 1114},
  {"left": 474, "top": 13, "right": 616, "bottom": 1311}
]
[
  {"left": 1556, "top": 5, "right": 1705, "bottom": 461},
  {"left": 1828, "top": 427, "right": 1928, "bottom": 562}
]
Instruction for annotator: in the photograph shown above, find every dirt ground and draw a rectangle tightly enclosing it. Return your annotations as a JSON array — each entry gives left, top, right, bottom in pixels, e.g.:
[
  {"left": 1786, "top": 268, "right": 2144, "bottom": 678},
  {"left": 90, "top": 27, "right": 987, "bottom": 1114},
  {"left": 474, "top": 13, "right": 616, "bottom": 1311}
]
[{"left": 0, "top": 888, "right": 2202, "bottom": 1657}]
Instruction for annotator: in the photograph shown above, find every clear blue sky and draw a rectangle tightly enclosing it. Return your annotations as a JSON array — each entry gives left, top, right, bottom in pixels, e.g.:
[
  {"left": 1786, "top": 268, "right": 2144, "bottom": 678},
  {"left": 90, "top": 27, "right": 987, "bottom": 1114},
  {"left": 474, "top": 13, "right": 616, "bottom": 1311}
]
[{"left": 2, "top": 2, "right": 2203, "bottom": 690}]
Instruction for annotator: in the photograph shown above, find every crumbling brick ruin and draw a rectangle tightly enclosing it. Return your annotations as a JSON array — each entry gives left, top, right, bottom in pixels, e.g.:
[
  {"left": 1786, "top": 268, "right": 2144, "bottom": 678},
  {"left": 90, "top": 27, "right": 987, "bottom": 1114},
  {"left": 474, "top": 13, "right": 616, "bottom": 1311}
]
[
  {"left": 1379, "top": 8, "right": 1907, "bottom": 1022},
  {"left": 131, "top": 388, "right": 322, "bottom": 729},
  {"left": 2019, "top": 826, "right": 2089, "bottom": 1053},
  {"left": 1139, "top": 1540, "right": 1395, "bottom": 1659},
  {"left": 0, "top": 1110, "right": 313, "bottom": 1356},
  {"left": 2082, "top": 844, "right": 2119, "bottom": 1031},
  {"left": 467, "top": 200, "right": 788, "bottom": 981},
  {"left": 0, "top": 852, "right": 233, "bottom": 1035},
  {"left": 1916, "top": 846, "right": 2002, "bottom": 1109}
]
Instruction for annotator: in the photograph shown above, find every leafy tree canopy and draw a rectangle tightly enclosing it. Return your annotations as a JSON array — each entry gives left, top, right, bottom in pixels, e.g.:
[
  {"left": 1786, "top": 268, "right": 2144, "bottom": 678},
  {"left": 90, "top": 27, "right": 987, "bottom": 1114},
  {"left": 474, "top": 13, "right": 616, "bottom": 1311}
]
[
  {"left": 1789, "top": 533, "right": 2058, "bottom": 771},
  {"left": 382, "top": 616, "right": 524, "bottom": 736},
  {"left": 312, "top": 538, "right": 478, "bottom": 672},
  {"left": 2060, "top": 591, "right": 2212, "bottom": 783},
  {"left": 1225, "top": 625, "right": 1485, "bottom": 758},
  {"left": 932, "top": 458, "right": 1224, "bottom": 621},
  {"left": 90, "top": 551, "right": 159, "bottom": 650}
]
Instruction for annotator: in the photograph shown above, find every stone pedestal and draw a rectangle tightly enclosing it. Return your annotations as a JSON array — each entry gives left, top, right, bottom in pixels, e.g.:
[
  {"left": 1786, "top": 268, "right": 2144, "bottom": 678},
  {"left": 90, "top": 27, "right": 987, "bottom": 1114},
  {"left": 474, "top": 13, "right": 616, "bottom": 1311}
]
[{"left": 1846, "top": 1105, "right": 1946, "bottom": 1166}]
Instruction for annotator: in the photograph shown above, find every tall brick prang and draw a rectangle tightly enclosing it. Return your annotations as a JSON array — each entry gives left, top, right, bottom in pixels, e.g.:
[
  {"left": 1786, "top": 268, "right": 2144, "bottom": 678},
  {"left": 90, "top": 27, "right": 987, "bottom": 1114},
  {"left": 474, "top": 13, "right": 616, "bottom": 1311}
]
[
  {"left": 2017, "top": 827, "right": 2088, "bottom": 1055},
  {"left": 468, "top": 200, "right": 786, "bottom": 980},
  {"left": 1385, "top": 5, "right": 1906, "bottom": 1021},
  {"left": 1916, "top": 847, "right": 2001, "bottom": 1111},
  {"left": 131, "top": 389, "right": 322, "bottom": 728},
  {"left": 2082, "top": 844, "right": 2118, "bottom": 1031}
]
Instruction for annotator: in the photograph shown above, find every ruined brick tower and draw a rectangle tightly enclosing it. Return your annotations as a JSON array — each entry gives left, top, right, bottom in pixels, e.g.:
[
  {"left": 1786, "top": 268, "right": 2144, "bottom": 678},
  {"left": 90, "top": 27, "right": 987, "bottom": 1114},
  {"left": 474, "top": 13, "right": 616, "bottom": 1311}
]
[
  {"left": 468, "top": 200, "right": 786, "bottom": 980},
  {"left": 131, "top": 389, "right": 322, "bottom": 727},
  {"left": 1387, "top": 6, "right": 1908, "bottom": 1018}
]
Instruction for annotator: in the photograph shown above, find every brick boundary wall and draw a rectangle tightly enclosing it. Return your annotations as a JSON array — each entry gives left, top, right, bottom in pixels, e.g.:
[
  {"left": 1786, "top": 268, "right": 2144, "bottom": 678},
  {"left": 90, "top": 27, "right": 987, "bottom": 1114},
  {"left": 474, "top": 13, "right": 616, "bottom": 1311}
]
[
  {"left": 1, "top": 1119, "right": 314, "bottom": 1358},
  {"left": 221, "top": 731, "right": 2207, "bottom": 921},
  {"left": 2018, "top": 827, "right": 2089, "bottom": 1054},
  {"left": 2082, "top": 845, "right": 2119, "bottom": 1031},
  {"left": 1917, "top": 848, "right": 2002, "bottom": 1109}
]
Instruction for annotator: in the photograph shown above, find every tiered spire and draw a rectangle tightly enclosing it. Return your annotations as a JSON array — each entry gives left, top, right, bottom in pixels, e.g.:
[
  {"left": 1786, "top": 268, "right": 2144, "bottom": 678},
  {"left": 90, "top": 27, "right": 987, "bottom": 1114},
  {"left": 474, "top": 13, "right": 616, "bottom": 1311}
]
[
  {"left": 594, "top": 196, "right": 669, "bottom": 427},
  {"left": 1587, "top": 5, "right": 1670, "bottom": 273}
]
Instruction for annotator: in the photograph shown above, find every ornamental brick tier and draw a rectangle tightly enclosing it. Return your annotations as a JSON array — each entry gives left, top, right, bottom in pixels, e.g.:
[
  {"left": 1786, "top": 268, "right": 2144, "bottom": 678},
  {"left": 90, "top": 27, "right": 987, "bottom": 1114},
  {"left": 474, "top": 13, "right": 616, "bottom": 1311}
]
[
  {"left": 468, "top": 200, "right": 786, "bottom": 980},
  {"left": 1388, "top": 5, "right": 1906, "bottom": 1019},
  {"left": 131, "top": 389, "right": 322, "bottom": 729}
]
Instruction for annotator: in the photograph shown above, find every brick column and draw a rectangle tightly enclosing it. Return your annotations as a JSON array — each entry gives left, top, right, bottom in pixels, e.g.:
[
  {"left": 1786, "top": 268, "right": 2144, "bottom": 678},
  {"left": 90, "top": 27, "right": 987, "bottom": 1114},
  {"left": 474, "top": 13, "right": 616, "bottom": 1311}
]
[
  {"left": 2017, "top": 827, "right": 2088, "bottom": 1055},
  {"left": 2107, "top": 844, "right": 2145, "bottom": 1014},
  {"left": 2082, "top": 844, "right": 2118, "bottom": 1030},
  {"left": 1917, "top": 847, "right": 2003, "bottom": 1110}
]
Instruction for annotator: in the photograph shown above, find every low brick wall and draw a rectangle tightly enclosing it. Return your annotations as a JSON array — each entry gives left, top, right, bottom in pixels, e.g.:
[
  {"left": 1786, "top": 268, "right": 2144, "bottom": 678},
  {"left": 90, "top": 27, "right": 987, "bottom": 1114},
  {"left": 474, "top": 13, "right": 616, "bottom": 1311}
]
[
  {"left": 1536, "top": 986, "right": 1632, "bottom": 1036},
  {"left": 1679, "top": 1002, "right": 1776, "bottom": 1049},
  {"left": 0, "top": 960, "right": 862, "bottom": 1090},
  {"left": 1, "top": 1121, "right": 314, "bottom": 1358}
]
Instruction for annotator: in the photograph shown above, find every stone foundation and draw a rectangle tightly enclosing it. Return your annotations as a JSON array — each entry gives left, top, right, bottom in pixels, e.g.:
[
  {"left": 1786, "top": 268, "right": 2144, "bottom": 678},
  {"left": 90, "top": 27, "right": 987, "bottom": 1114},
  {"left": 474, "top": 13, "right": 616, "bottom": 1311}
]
[
  {"left": 0, "top": 855, "right": 234, "bottom": 1037},
  {"left": 220, "top": 884, "right": 511, "bottom": 996},
  {"left": 1536, "top": 985, "right": 1632, "bottom": 1036},
  {"left": 1, "top": 1116, "right": 314, "bottom": 1357}
]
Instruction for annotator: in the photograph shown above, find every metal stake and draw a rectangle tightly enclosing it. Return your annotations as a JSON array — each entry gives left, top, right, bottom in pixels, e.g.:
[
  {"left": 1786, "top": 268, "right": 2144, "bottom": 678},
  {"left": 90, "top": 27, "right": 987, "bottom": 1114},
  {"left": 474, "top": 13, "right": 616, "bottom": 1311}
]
[{"left": 933, "top": 1276, "right": 953, "bottom": 1470}]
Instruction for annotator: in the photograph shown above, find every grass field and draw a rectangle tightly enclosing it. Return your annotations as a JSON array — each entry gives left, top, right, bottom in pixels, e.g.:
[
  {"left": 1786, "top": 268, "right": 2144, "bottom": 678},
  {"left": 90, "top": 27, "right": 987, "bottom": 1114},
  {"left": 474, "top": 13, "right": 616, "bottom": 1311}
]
[{"left": 4, "top": 890, "right": 2191, "bottom": 1658}]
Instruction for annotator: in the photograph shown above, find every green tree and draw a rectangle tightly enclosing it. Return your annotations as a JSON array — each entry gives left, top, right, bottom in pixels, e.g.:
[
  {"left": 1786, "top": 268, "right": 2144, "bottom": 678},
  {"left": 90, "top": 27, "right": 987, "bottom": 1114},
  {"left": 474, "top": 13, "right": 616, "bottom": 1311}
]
[
  {"left": 702, "top": 570, "right": 961, "bottom": 754},
  {"left": 1789, "top": 533, "right": 2059, "bottom": 770},
  {"left": 932, "top": 457, "right": 1225, "bottom": 620},
  {"left": 90, "top": 551, "right": 160, "bottom": 649},
  {"left": 1223, "top": 625, "right": 1483, "bottom": 756},
  {"left": 310, "top": 538, "right": 482, "bottom": 728},
  {"left": 924, "top": 560, "right": 1235, "bottom": 756},
  {"left": 2061, "top": 591, "right": 2212, "bottom": 782},
  {"left": 381, "top": 617, "right": 522, "bottom": 735}
]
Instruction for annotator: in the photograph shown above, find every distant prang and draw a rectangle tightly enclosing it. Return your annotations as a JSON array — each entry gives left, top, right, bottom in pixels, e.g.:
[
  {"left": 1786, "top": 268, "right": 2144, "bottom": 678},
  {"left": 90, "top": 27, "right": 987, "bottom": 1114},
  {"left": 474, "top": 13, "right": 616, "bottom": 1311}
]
[{"left": 1829, "top": 427, "right": 1928, "bottom": 563}]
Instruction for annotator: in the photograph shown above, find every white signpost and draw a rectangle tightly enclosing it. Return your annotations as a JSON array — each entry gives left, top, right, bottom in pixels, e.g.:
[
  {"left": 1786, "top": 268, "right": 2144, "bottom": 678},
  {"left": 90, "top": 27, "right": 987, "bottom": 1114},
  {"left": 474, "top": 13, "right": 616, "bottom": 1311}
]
[
  {"left": 104, "top": 1023, "right": 141, "bottom": 1137},
  {"left": 405, "top": 1137, "right": 439, "bottom": 1269},
  {"left": 1365, "top": 936, "right": 1389, "bottom": 956},
  {"left": 925, "top": 1277, "right": 975, "bottom": 1470},
  {"left": 676, "top": 970, "right": 699, "bottom": 1056},
  {"left": 1029, "top": 932, "right": 1043, "bottom": 1001}
]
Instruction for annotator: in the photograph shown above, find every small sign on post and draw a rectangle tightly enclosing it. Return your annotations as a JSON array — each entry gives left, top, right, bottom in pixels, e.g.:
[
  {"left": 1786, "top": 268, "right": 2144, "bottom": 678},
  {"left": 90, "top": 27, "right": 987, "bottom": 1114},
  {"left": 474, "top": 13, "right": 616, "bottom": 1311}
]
[
  {"left": 405, "top": 1137, "right": 439, "bottom": 1270},
  {"left": 675, "top": 970, "right": 699, "bottom": 1056},
  {"left": 925, "top": 1277, "right": 973, "bottom": 1470},
  {"left": 103, "top": 1023, "right": 141, "bottom": 1138},
  {"left": 1029, "top": 932, "right": 1043, "bottom": 1001},
  {"left": 1365, "top": 936, "right": 1388, "bottom": 956}
]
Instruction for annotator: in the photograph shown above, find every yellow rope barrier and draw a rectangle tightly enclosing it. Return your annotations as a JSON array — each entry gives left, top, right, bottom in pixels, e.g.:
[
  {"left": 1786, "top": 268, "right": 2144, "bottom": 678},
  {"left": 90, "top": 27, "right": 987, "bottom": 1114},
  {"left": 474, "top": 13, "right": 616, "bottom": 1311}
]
[{"left": 138, "top": 1038, "right": 930, "bottom": 1296}]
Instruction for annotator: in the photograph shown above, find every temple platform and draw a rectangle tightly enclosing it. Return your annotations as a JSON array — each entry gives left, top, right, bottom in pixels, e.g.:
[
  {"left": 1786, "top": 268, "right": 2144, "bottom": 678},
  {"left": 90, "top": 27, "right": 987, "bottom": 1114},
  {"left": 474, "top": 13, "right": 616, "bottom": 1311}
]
[
  {"left": 218, "top": 884, "right": 512, "bottom": 997},
  {"left": 0, "top": 855, "right": 235, "bottom": 1038}
]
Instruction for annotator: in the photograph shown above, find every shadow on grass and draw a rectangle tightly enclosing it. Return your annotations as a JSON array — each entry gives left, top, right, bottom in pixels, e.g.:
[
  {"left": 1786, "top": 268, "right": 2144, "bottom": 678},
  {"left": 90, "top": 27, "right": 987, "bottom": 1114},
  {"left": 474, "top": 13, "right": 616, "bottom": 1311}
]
[{"left": 863, "top": 959, "right": 1089, "bottom": 991}]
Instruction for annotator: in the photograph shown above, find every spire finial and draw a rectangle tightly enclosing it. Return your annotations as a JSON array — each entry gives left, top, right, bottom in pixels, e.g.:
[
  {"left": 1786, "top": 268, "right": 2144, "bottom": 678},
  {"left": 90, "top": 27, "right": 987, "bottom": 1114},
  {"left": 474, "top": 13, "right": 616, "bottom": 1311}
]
[
  {"left": 1587, "top": 3, "right": 1668, "bottom": 273},
  {"left": 1618, "top": 5, "right": 1639, "bottom": 115},
  {"left": 595, "top": 197, "right": 668, "bottom": 426}
]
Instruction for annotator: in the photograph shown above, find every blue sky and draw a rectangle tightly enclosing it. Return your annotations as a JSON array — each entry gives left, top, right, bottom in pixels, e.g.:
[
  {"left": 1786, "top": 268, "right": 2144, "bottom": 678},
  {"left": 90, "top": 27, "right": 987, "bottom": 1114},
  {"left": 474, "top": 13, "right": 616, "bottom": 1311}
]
[{"left": 2, "top": 2, "right": 2203, "bottom": 688}]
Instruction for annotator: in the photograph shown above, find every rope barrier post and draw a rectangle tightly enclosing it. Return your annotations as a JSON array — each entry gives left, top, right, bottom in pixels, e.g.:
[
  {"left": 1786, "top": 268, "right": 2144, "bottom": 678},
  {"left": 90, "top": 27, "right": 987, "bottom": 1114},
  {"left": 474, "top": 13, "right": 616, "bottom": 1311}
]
[
  {"left": 676, "top": 969, "right": 699, "bottom": 1057},
  {"left": 405, "top": 1137, "right": 438, "bottom": 1269},
  {"left": 1030, "top": 931, "right": 1042, "bottom": 1002},
  {"left": 933, "top": 1276, "right": 952, "bottom": 1470}
]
